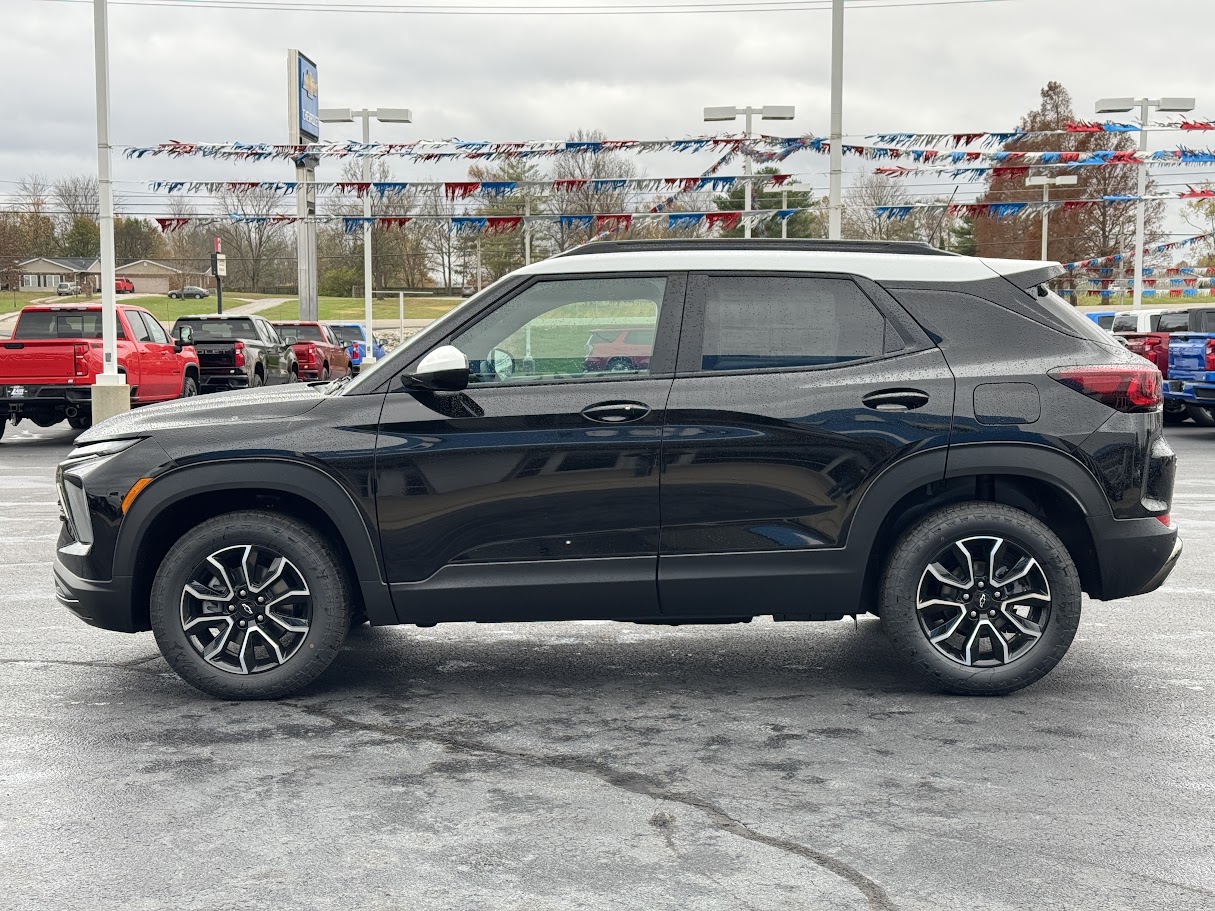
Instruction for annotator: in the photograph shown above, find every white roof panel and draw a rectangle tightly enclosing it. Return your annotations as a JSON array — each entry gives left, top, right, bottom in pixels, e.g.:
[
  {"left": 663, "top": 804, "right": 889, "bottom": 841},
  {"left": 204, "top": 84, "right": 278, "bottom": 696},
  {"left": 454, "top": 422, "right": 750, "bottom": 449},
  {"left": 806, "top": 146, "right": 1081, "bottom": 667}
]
[{"left": 518, "top": 249, "right": 1057, "bottom": 284}]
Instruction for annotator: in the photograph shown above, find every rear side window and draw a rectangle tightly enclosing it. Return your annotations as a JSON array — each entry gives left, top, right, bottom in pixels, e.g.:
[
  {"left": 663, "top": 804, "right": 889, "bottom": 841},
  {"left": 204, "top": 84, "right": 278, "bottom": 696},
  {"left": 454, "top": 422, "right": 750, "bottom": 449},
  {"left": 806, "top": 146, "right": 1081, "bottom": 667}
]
[
  {"left": 698, "top": 276, "right": 888, "bottom": 372},
  {"left": 1110, "top": 313, "right": 1138, "bottom": 333}
]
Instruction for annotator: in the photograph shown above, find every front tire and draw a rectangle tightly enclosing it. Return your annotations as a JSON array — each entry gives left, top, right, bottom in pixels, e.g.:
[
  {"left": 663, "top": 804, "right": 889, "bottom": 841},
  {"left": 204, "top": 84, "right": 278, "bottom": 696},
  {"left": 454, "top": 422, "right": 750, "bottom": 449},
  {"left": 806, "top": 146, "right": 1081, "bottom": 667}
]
[
  {"left": 181, "top": 374, "right": 199, "bottom": 398},
  {"left": 1186, "top": 404, "right": 1215, "bottom": 427},
  {"left": 150, "top": 510, "right": 353, "bottom": 699},
  {"left": 880, "top": 502, "right": 1081, "bottom": 696}
]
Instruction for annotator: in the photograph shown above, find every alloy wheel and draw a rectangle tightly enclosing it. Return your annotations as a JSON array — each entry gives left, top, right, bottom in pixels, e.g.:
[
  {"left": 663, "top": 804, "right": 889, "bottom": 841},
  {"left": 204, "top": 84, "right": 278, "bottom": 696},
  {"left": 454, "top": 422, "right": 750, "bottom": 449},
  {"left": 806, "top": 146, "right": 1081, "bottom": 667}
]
[
  {"left": 916, "top": 535, "right": 1051, "bottom": 667},
  {"left": 179, "top": 544, "right": 312, "bottom": 675}
]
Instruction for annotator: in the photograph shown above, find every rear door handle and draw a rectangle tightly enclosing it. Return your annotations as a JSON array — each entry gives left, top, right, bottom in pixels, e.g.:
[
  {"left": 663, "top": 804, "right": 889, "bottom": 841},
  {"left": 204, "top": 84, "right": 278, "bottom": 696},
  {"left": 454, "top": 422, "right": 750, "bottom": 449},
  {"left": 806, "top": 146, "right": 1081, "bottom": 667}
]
[
  {"left": 862, "top": 388, "right": 930, "bottom": 412},
  {"left": 581, "top": 401, "right": 652, "bottom": 424}
]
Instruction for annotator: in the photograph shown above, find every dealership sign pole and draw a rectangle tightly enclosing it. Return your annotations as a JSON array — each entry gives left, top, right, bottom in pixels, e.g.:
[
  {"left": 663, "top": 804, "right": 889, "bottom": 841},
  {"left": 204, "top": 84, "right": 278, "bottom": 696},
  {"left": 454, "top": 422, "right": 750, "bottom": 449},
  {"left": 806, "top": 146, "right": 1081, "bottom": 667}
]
[
  {"left": 90, "top": 0, "right": 130, "bottom": 420},
  {"left": 288, "top": 50, "right": 320, "bottom": 322}
]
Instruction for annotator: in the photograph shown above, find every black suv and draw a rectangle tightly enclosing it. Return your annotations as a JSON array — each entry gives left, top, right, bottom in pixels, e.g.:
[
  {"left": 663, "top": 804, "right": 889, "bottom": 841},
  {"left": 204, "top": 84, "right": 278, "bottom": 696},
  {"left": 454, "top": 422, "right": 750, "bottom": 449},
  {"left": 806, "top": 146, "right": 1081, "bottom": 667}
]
[{"left": 53, "top": 240, "right": 1181, "bottom": 699}]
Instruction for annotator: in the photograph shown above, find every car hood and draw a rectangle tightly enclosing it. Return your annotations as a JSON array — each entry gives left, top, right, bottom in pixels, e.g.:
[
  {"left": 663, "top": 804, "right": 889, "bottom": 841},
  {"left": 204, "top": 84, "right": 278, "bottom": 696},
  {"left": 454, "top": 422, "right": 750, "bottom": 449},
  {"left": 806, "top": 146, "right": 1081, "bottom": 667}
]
[{"left": 78, "top": 384, "right": 326, "bottom": 443}]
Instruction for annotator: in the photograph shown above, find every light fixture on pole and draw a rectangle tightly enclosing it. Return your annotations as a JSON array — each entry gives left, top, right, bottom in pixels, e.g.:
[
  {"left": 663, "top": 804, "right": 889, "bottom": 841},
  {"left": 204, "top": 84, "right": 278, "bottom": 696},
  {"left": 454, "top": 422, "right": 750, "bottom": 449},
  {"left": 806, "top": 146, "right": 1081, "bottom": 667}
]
[
  {"left": 1094, "top": 95, "right": 1195, "bottom": 309},
  {"left": 90, "top": 0, "right": 129, "bottom": 422},
  {"left": 320, "top": 106, "right": 412, "bottom": 365},
  {"left": 1026, "top": 174, "right": 1078, "bottom": 260},
  {"left": 704, "top": 104, "right": 795, "bottom": 238}
]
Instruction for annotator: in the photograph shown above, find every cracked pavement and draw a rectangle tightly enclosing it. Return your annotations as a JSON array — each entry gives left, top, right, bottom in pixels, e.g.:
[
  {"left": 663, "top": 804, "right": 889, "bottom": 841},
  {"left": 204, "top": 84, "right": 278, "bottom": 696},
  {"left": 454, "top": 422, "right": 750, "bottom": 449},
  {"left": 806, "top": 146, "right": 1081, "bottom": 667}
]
[{"left": 2, "top": 422, "right": 1213, "bottom": 910}]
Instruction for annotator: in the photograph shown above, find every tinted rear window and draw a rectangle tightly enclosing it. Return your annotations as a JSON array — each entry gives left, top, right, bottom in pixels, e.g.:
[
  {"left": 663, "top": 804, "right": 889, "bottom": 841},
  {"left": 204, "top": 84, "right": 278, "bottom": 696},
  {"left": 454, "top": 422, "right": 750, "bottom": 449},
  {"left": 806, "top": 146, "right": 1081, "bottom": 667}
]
[
  {"left": 1110, "top": 313, "right": 1138, "bottom": 333},
  {"left": 13, "top": 311, "right": 124, "bottom": 340},
  {"left": 1156, "top": 311, "right": 1189, "bottom": 333},
  {"left": 1096, "top": 314, "right": 1115, "bottom": 330},
  {"left": 175, "top": 318, "right": 257, "bottom": 341},
  {"left": 335, "top": 325, "right": 366, "bottom": 342},
  {"left": 279, "top": 325, "right": 324, "bottom": 341}
]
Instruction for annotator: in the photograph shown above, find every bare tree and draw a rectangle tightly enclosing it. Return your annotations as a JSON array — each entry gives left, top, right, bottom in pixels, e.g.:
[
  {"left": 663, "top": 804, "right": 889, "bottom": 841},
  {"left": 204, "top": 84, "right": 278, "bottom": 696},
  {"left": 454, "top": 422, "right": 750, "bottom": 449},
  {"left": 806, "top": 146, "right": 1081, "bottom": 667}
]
[
  {"left": 53, "top": 174, "right": 100, "bottom": 233},
  {"left": 213, "top": 187, "right": 293, "bottom": 292},
  {"left": 542, "top": 129, "right": 640, "bottom": 252},
  {"left": 325, "top": 160, "right": 427, "bottom": 291},
  {"left": 841, "top": 174, "right": 925, "bottom": 241}
]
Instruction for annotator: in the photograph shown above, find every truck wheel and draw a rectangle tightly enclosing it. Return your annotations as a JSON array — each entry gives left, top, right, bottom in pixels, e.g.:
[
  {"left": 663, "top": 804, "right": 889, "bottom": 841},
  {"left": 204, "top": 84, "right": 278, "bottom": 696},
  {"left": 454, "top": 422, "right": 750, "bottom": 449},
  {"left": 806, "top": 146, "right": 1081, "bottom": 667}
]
[
  {"left": 251, "top": 370, "right": 264, "bottom": 388},
  {"left": 67, "top": 414, "right": 91, "bottom": 430},
  {"left": 880, "top": 502, "right": 1081, "bottom": 696},
  {"left": 1186, "top": 404, "right": 1215, "bottom": 427},
  {"left": 322, "top": 364, "right": 331, "bottom": 381},
  {"left": 1163, "top": 401, "right": 1188, "bottom": 425},
  {"left": 0, "top": 421, "right": 5, "bottom": 442},
  {"left": 181, "top": 375, "right": 199, "bottom": 398},
  {"left": 149, "top": 510, "right": 353, "bottom": 699}
]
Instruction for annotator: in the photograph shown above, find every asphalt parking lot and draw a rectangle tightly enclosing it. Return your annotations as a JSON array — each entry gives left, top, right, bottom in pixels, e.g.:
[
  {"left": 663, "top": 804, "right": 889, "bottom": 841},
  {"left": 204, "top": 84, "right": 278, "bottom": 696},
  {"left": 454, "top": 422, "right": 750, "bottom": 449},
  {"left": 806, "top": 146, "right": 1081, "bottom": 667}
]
[{"left": 2, "top": 422, "right": 1213, "bottom": 911}]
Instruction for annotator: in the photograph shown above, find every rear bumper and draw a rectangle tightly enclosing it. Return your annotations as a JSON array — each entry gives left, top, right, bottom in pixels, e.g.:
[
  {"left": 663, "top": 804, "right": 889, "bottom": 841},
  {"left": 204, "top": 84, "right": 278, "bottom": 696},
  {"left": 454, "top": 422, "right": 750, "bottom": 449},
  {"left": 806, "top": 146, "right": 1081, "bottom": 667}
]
[
  {"left": 3, "top": 385, "right": 92, "bottom": 414},
  {"left": 53, "top": 555, "right": 138, "bottom": 633},
  {"left": 1087, "top": 513, "right": 1181, "bottom": 600},
  {"left": 199, "top": 373, "right": 251, "bottom": 392},
  {"left": 1164, "top": 379, "right": 1215, "bottom": 404}
]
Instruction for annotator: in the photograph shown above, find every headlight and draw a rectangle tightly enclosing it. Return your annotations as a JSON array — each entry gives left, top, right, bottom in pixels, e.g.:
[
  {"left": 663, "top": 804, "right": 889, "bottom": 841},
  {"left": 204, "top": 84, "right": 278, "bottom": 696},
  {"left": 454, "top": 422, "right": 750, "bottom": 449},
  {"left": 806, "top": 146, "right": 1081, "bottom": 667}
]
[{"left": 57, "top": 439, "right": 143, "bottom": 546}]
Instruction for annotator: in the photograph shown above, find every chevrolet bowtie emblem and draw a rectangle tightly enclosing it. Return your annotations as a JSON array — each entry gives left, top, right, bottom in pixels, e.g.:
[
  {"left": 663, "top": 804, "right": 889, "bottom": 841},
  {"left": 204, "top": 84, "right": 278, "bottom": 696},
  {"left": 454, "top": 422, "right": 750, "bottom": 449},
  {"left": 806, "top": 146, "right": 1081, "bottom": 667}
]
[{"left": 302, "top": 70, "right": 318, "bottom": 99}]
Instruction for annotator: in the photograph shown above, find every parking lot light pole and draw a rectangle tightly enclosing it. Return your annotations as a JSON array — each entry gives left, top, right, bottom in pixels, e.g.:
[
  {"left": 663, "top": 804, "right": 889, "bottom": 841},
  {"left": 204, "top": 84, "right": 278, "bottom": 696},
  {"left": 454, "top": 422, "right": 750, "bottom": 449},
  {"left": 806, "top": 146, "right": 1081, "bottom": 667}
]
[
  {"left": 90, "top": 0, "right": 129, "bottom": 421},
  {"left": 704, "top": 105, "right": 795, "bottom": 238},
  {"left": 319, "top": 106, "right": 412, "bottom": 365},
  {"left": 1095, "top": 96, "right": 1195, "bottom": 309},
  {"left": 1026, "top": 174, "right": 1078, "bottom": 260}
]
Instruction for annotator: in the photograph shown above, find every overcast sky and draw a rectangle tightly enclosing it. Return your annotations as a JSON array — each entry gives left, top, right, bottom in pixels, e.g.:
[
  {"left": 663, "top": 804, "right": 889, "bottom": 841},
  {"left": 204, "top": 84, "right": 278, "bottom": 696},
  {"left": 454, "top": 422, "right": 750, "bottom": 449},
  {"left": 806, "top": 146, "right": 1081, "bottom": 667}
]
[{"left": 3, "top": 0, "right": 1214, "bottom": 233}]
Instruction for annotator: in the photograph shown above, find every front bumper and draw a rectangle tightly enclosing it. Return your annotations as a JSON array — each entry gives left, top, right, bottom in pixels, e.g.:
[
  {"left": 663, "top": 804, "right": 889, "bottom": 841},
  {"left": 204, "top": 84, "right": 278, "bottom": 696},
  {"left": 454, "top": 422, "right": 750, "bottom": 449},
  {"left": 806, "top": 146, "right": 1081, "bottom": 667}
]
[
  {"left": 1087, "top": 513, "right": 1182, "bottom": 600},
  {"left": 53, "top": 554, "right": 138, "bottom": 633}
]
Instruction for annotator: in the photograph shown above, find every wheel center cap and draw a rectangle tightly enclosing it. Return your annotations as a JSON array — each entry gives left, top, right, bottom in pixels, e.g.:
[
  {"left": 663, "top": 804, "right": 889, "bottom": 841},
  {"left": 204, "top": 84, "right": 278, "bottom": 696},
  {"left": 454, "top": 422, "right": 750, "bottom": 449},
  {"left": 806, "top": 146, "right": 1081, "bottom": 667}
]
[{"left": 239, "top": 603, "right": 255, "bottom": 617}]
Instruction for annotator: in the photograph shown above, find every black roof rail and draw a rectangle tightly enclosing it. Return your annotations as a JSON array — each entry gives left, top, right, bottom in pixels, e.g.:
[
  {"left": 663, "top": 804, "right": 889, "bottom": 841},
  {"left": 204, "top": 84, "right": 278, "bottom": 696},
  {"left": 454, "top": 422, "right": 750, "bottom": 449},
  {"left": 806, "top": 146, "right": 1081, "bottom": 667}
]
[{"left": 554, "top": 238, "right": 957, "bottom": 258}]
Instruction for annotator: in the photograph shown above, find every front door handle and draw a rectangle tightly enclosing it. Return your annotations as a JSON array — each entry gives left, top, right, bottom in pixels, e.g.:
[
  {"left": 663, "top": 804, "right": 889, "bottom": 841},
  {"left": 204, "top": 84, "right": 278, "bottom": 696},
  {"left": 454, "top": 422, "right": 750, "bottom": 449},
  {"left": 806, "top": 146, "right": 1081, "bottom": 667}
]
[
  {"left": 862, "top": 388, "right": 930, "bottom": 412},
  {"left": 581, "top": 401, "right": 652, "bottom": 424}
]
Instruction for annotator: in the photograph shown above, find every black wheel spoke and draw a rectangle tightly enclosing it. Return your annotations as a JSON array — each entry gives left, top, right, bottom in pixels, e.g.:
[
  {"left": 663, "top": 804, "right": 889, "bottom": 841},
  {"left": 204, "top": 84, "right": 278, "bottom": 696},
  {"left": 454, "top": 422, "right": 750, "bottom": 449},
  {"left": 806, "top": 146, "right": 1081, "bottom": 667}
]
[{"left": 917, "top": 534, "right": 1051, "bottom": 668}]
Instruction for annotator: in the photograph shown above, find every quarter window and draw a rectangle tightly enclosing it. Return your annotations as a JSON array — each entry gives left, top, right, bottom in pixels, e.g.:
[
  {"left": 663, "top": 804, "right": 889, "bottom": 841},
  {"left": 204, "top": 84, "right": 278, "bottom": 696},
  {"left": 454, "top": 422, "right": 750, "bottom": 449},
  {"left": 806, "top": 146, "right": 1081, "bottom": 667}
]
[
  {"left": 451, "top": 276, "right": 667, "bottom": 384},
  {"left": 698, "top": 276, "right": 888, "bottom": 372}
]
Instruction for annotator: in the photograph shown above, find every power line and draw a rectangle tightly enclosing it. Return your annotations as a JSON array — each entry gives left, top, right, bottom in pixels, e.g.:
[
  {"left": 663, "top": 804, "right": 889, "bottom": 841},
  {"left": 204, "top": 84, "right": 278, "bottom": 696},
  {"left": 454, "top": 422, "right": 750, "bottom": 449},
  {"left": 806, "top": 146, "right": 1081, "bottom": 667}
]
[{"left": 31, "top": 0, "right": 1019, "bottom": 16}]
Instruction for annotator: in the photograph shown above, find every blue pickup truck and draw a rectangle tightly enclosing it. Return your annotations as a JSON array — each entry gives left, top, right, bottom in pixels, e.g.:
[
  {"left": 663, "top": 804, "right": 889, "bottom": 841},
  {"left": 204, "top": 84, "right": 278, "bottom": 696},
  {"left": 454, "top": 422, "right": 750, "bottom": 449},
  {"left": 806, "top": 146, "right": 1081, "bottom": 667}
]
[{"left": 1165, "top": 332, "right": 1215, "bottom": 426}]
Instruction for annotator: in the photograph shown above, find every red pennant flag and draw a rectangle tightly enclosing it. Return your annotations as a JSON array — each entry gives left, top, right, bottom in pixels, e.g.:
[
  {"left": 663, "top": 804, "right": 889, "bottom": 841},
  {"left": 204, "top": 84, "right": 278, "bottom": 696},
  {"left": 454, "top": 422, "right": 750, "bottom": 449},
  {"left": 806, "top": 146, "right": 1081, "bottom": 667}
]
[
  {"left": 444, "top": 182, "right": 481, "bottom": 199},
  {"left": 553, "top": 179, "right": 588, "bottom": 192},
  {"left": 155, "top": 217, "right": 190, "bottom": 233},
  {"left": 705, "top": 212, "right": 741, "bottom": 231},
  {"left": 485, "top": 216, "right": 522, "bottom": 234}
]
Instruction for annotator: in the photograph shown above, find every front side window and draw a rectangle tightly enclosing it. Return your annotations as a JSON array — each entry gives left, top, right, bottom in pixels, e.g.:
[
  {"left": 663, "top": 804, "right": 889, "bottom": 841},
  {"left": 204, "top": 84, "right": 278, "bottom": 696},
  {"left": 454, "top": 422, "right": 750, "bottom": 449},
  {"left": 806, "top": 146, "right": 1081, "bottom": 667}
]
[
  {"left": 138, "top": 311, "right": 171, "bottom": 344},
  {"left": 698, "top": 275, "right": 888, "bottom": 372},
  {"left": 451, "top": 276, "right": 667, "bottom": 384}
]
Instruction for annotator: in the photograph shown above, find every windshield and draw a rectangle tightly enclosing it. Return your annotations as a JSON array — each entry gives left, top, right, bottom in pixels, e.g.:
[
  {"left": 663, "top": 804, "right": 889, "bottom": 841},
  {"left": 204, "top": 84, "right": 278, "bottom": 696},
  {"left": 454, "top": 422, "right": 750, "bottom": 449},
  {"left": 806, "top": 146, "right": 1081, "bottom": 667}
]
[
  {"left": 336, "top": 278, "right": 510, "bottom": 395},
  {"left": 175, "top": 318, "right": 257, "bottom": 341}
]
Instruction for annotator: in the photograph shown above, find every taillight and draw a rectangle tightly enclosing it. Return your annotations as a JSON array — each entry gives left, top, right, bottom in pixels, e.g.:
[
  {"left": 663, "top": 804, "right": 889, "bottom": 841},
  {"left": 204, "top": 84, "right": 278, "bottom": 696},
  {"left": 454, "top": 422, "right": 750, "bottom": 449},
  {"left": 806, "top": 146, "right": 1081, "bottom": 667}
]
[
  {"left": 1206, "top": 339, "right": 1215, "bottom": 372},
  {"left": 299, "top": 343, "right": 316, "bottom": 364},
  {"left": 1156, "top": 513, "right": 1171, "bottom": 527},
  {"left": 1049, "top": 365, "right": 1162, "bottom": 412},
  {"left": 73, "top": 342, "right": 89, "bottom": 377},
  {"left": 234, "top": 341, "right": 246, "bottom": 367}
]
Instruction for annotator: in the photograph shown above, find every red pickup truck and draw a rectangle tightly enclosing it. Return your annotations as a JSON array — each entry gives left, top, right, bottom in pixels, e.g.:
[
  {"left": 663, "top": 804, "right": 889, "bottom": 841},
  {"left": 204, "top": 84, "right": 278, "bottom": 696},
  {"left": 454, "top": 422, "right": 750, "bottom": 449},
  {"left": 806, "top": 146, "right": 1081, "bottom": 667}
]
[
  {"left": 271, "top": 321, "right": 352, "bottom": 381},
  {"left": 0, "top": 304, "right": 200, "bottom": 439}
]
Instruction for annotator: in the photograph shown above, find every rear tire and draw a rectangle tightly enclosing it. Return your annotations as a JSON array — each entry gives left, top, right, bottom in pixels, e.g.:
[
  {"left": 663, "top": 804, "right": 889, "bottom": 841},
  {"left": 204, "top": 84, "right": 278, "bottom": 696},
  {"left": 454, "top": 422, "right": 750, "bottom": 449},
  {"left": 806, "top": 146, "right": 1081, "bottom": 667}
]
[
  {"left": 880, "top": 502, "right": 1081, "bottom": 696},
  {"left": 1163, "top": 401, "right": 1188, "bottom": 425},
  {"left": 149, "top": 510, "right": 353, "bottom": 699},
  {"left": 252, "top": 371, "right": 264, "bottom": 388},
  {"left": 67, "top": 414, "right": 91, "bottom": 430},
  {"left": 1186, "top": 404, "right": 1215, "bottom": 427}
]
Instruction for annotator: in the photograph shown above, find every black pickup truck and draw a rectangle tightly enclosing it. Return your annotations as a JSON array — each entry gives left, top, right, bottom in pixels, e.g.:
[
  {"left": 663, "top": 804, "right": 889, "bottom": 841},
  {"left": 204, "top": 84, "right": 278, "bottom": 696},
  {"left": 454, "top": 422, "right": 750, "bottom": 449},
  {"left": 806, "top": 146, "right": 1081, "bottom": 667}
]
[{"left": 171, "top": 315, "right": 298, "bottom": 392}]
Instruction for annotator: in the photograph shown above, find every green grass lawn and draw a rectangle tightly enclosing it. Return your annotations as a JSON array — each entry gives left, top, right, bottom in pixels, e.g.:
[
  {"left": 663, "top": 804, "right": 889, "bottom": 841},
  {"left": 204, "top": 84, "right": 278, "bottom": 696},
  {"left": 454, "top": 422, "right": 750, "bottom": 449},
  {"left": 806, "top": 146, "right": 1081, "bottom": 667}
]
[{"left": 257, "top": 296, "right": 463, "bottom": 322}]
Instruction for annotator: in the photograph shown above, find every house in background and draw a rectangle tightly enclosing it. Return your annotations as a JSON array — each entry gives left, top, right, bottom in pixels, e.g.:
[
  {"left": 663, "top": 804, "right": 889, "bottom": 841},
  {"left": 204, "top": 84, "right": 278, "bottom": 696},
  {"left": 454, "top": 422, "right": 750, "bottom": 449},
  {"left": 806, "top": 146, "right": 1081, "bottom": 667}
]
[
  {"left": 16, "top": 257, "right": 190, "bottom": 295},
  {"left": 16, "top": 257, "right": 100, "bottom": 291},
  {"left": 115, "top": 260, "right": 184, "bottom": 295}
]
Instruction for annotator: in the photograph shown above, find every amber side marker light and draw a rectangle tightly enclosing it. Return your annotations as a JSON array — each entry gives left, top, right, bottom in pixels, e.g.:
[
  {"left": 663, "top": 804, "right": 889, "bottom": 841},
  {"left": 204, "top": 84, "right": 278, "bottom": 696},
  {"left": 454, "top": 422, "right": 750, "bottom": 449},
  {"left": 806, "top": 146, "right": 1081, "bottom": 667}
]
[{"left": 121, "top": 477, "right": 154, "bottom": 514}]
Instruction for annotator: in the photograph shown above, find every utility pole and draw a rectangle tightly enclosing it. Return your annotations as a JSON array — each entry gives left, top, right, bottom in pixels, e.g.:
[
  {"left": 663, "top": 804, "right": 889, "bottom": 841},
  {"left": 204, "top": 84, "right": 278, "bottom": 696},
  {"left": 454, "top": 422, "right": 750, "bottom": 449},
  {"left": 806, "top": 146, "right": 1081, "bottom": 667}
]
[
  {"left": 828, "top": 0, "right": 845, "bottom": 240},
  {"left": 211, "top": 237, "right": 226, "bottom": 314},
  {"left": 1026, "top": 175, "right": 1077, "bottom": 260}
]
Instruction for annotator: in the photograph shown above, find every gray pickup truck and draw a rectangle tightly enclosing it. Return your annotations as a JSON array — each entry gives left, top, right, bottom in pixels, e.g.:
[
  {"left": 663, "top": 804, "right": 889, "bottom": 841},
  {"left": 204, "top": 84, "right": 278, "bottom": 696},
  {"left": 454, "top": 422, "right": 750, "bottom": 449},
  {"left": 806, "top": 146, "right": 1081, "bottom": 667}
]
[{"left": 171, "top": 315, "right": 298, "bottom": 392}]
